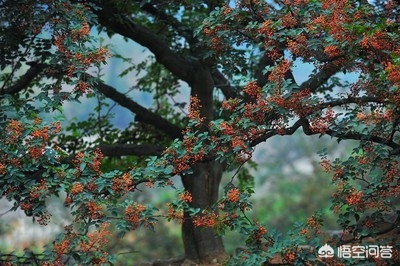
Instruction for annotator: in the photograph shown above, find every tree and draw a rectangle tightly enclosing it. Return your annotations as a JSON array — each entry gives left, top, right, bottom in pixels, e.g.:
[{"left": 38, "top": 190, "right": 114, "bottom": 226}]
[{"left": 1, "top": 0, "right": 400, "bottom": 265}]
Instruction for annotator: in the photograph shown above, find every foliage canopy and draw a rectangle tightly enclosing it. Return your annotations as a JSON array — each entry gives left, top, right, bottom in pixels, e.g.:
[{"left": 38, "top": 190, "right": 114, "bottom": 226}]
[{"left": 1, "top": 0, "right": 400, "bottom": 265}]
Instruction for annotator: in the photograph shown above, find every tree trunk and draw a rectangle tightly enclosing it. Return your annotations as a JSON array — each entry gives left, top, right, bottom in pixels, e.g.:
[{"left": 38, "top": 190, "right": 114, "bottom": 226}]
[
  {"left": 181, "top": 161, "right": 225, "bottom": 264},
  {"left": 180, "top": 64, "right": 225, "bottom": 263}
]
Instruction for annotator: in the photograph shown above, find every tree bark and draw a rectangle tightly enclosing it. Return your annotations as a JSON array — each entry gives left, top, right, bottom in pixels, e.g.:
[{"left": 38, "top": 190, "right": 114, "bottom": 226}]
[
  {"left": 180, "top": 63, "right": 226, "bottom": 263},
  {"left": 181, "top": 161, "right": 225, "bottom": 264}
]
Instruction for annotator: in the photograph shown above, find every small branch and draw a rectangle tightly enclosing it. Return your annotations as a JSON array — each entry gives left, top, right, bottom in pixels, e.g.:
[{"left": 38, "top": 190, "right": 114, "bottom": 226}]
[{"left": 0, "top": 208, "right": 12, "bottom": 217}]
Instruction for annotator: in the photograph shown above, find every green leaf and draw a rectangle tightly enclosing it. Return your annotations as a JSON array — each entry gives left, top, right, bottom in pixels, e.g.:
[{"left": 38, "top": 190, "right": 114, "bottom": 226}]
[{"left": 80, "top": 162, "right": 87, "bottom": 171}]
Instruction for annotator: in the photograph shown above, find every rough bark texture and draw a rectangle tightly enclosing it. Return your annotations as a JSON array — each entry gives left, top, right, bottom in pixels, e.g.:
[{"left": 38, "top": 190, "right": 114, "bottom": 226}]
[
  {"left": 181, "top": 63, "right": 226, "bottom": 263},
  {"left": 181, "top": 162, "right": 225, "bottom": 264}
]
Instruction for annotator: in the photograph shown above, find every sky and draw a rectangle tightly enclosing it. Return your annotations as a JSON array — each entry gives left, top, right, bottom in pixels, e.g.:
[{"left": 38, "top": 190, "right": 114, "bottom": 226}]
[
  {"left": 62, "top": 33, "right": 153, "bottom": 129},
  {"left": 61, "top": 22, "right": 359, "bottom": 143}
]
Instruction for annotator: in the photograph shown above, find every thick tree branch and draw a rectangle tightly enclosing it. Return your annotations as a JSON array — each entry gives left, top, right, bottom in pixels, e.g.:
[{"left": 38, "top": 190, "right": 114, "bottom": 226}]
[
  {"left": 139, "top": 2, "right": 196, "bottom": 46},
  {"left": 250, "top": 117, "right": 400, "bottom": 151},
  {"left": 99, "top": 143, "right": 164, "bottom": 157},
  {"left": 91, "top": 76, "right": 183, "bottom": 140},
  {"left": 250, "top": 119, "right": 304, "bottom": 147},
  {"left": 0, "top": 63, "right": 45, "bottom": 95},
  {"left": 254, "top": 53, "right": 275, "bottom": 87},
  {"left": 300, "top": 118, "right": 400, "bottom": 149},
  {"left": 95, "top": 1, "right": 195, "bottom": 84},
  {"left": 212, "top": 69, "right": 239, "bottom": 99},
  {"left": 338, "top": 212, "right": 400, "bottom": 245},
  {"left": 298, "top": 63, "right": 343, "bottom": 93},
  {"left": 320, "top": 96, "right": 386, "bottom": 108}
]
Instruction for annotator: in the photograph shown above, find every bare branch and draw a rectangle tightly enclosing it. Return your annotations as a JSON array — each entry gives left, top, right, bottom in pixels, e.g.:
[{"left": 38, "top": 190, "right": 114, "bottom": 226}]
[
  {"left": 91, "top": 76, "right": 183, "bottom": 140},
  {"left": 0, "top": 63, "right": 45, "bottom": 95},
  {"left": 298, "top": 63, "right": 342, "bottom": 93}
]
